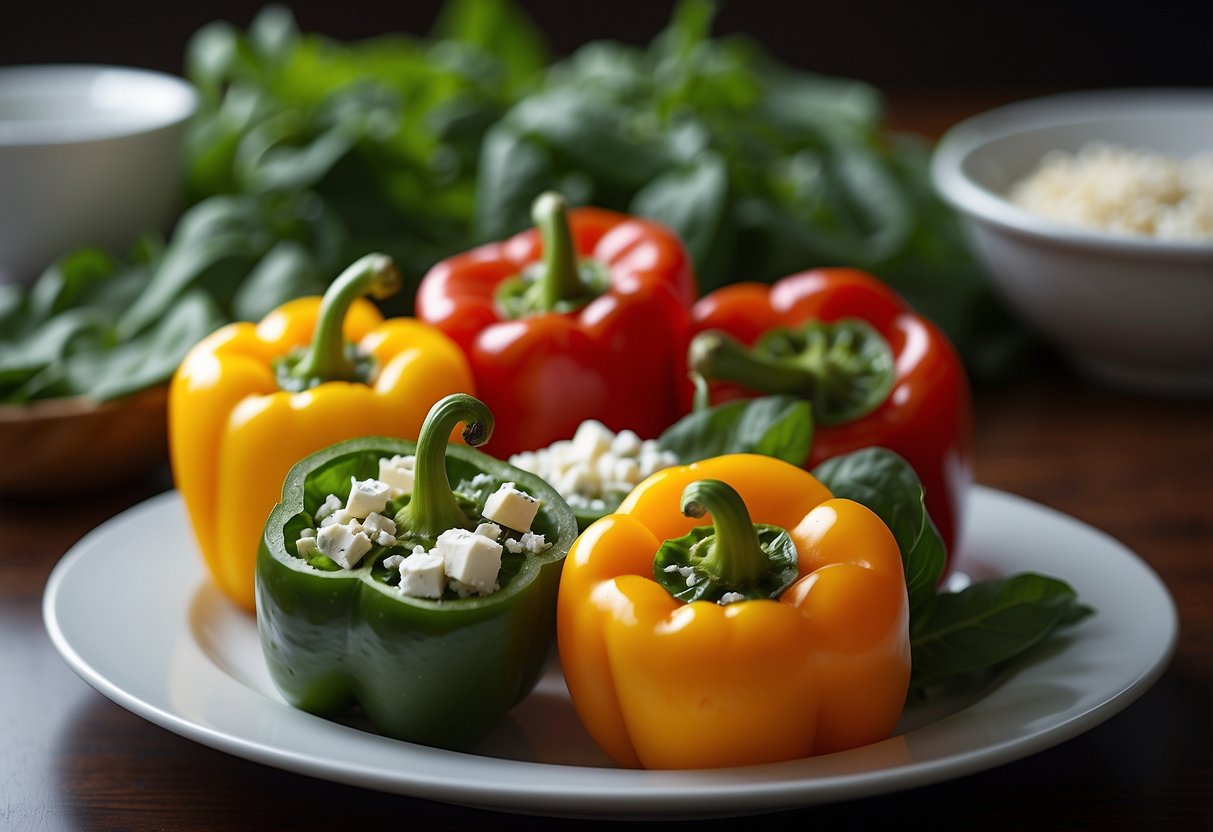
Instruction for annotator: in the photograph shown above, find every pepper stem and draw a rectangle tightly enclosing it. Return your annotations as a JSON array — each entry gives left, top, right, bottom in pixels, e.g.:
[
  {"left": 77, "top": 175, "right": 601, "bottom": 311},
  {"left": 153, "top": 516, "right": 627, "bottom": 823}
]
[
  {"left": 533, "top": 191, "right": 587, "bottom": 310},
  {"left": 399, "top": 393, "right": 495, "bottom": 537},
  {"left": 688, "top": 322, "right": 895, "bottom": 426},
  {"left": 689, "top": 330, "right": 812, "bottom": 396},
  {"left": 681, "top": 479, "right": 769, "bottom": 587},
  {"left": 287, "top": 253, "right": 402, "bottom": 386}
]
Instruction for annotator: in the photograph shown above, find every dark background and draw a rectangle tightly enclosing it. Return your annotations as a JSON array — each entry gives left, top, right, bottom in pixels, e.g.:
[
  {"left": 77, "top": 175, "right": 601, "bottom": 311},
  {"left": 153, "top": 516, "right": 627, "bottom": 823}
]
[{"left": 3, "top": 0, "right": 1211, "bottom": 92}]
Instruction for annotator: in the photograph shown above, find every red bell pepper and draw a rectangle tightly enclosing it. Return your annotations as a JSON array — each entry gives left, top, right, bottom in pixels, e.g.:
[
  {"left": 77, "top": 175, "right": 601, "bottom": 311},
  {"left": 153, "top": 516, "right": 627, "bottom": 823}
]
[
  {"left": 687, "top": 268, "right": 973, "bottom": 558},
  {"left": 416, "top": 192, "right": 696, "bottom": 459}
]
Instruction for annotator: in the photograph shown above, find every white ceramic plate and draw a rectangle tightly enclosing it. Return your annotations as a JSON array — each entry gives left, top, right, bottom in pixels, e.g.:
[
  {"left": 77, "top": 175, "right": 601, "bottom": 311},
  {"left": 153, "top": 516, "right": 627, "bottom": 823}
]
[{"left": 43, "top": 487, "right": 1176, "bottom": 820}]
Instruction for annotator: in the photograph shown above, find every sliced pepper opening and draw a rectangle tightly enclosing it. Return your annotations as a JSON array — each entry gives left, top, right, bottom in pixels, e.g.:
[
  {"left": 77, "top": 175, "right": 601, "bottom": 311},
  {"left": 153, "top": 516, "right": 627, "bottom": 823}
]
[
  {"left": 652, "top": 479, "right": 799, "bottom": 604},
  {"left": 275, "top": 253, "right": 403, "bottom": 391},
  {"left": 689, "top": 319, "right": 896, "bottom": 425},
  {"left": 494, "top": 191, "right": 609, "bottom": 319}
]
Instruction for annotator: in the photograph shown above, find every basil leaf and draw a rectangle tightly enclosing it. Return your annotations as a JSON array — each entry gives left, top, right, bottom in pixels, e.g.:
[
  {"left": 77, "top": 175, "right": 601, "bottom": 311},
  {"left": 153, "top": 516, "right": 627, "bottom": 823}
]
[
  {"left": 657, "top": 395, "right": 812, "bottom": 466},
  {"left": 813, "top": 447, "right": 944, "bottom": 621},
  {"left": 911, "top": 573, "right": 1094, "bottom": 681},
  {"left": 76, "top": 291, "right": 227, "bottom": 402},
  {"left": 231, "top": 240, "right": 327, "bottom": 322},
  {"left": 630, "top": 150, "right": 730, "bottom": 281}
]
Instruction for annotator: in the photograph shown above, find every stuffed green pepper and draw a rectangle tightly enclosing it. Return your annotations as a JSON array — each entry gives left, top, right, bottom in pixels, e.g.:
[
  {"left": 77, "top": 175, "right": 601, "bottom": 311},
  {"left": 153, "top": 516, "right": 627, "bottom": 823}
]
[{"left": 255, "top": 393, "right": 577, "bottom": 750}]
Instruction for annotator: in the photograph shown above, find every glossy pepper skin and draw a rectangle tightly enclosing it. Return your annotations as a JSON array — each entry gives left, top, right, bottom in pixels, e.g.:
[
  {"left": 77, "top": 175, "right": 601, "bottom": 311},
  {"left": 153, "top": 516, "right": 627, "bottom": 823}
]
[
  {"left": 170, "top": 254, "right": 474, "bottom": 611},
  {"left": 415, "top": 192, "right": 696, "bottom": 459},
  {"left": 688, "top": 268, "right": 972, "bottom": 559},
  {"left": 557, "top": 453, "right": 911, "bottom": 770},
  {"left": 256, "top": 395, "right": 577, "bottom": 750}
]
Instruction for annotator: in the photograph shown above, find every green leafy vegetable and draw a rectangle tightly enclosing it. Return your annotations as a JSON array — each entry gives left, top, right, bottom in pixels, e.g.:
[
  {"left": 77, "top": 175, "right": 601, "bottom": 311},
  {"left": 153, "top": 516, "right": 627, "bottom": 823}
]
[
  {"left": 3, "top": 0, "right": 1031, "bottom": 406},
  {"left": 657, "top": 394, "right": 812, "bottom": 466},
  {"left": 814, "top": 447, "right": 1093, "bottom": 693}
]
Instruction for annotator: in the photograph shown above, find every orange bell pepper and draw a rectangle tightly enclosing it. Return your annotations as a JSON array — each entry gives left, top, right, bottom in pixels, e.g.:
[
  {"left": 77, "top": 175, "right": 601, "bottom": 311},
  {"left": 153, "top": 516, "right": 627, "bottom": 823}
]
[
  {"left": 170, "top": 254, "right": 474, "bottom": 611},
  {"left": 557, "top": 453, "right": 910, "bottom": 769}
]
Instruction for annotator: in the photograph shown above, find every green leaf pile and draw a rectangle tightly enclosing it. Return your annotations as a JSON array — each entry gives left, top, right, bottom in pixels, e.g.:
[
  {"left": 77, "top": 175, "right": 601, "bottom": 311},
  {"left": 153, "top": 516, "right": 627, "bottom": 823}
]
[{"left": 0, "top": 0, "right": 1032, "bottom": 404}]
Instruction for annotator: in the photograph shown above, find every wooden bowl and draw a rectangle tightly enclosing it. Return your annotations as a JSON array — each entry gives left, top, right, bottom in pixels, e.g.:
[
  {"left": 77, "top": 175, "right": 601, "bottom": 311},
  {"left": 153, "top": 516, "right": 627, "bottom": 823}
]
[{"left": 0, "top": 385, "right": 169, "bottom": 495}]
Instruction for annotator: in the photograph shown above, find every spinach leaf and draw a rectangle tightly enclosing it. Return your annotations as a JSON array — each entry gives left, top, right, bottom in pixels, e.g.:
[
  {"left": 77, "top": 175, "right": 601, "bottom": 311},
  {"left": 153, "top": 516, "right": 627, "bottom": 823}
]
[
  {"left": 910, "top": 573, "right": 1094, "bottom": 684},
  {"left": 658, "top": 395, "right": 812, "bottom": 466},
  {"left": 813, "top": 447, "right": 1093, "bottom": 691},
  {"left": 813, "top": 447, "right": 944, "bottom": 622}
]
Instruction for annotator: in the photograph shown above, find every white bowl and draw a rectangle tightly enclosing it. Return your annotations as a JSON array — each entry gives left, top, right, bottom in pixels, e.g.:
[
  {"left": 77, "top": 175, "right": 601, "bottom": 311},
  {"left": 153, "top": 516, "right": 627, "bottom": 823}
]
[
  {"left": 931, "top": 89, "right": 1213, "bottom": 397},
  {"left": 0, "top": 65, "right": 197, "bottom": 285}
]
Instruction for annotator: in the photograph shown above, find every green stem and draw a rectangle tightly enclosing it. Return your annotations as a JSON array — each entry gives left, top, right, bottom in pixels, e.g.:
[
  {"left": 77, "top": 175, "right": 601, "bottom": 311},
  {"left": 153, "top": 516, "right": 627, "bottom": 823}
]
[
  {"left": 533, "top": 191, "right": 588, "bottom": 310},
  {"left": 287, "top": 253, "right": 402, "bottom": 385},
  {"left": 681, "top": 479, "right": 768, "bottom": 587},
  {"left": 399, "top": 394, "right": 495, "bottom": 536},
  {"left": 688, "top": 322, "right": 895, "bottom": 426},
  {"left": 689, "top": 330, "right": 812, "bottom": 395}
]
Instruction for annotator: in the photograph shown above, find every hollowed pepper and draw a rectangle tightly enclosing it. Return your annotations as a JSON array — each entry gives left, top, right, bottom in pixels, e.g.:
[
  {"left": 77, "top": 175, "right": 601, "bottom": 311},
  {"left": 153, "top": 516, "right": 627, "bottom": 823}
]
[
  {"left": 256, "top": 394, "right": 577, "bottom": 749},
  {"left": 557, "top": 453, "right": 910, "bottom": 769},
  {"left": 170, "top": 253, "right": 474, "bottom": 611},
  {"left": 415, "top": 191, "right": 696, "bottom": 458},
  {"left": 687, "top": 268, "right": 972, "bottom": 558}
]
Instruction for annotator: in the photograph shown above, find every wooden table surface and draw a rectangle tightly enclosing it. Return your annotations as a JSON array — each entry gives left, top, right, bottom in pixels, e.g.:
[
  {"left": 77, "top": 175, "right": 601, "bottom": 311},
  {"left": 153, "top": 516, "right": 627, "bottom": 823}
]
[{"left": 3, "top": 95, "right": 1211, "bottom": 830}]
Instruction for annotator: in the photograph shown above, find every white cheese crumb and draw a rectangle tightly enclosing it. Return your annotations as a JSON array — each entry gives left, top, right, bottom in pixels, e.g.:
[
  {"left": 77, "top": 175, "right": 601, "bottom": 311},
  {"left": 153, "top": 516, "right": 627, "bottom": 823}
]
[
  {"left": 509, "top": 421, "right": 678, "bottom": 511},
  {"left": 482, "top": 482, "right": 542, "bottom": 532},
  {"left": 719, "top": 591, "right": 746, "bottom": 605},
  {"left": 382, "top": 553, "right": 404, "bottom": 570},
  {"left": 315, "top": 522, "right": 373, "bottom": 569},
  {"left": 469, "top": 473, "right": 495, "bottom": 490},
  {"left": 320, "top": 508, "right": 355, "bottom": 528},
  {"left": 378, "top": 454, "right": 417, "bottom": 498},
  {"left": 436, "top": 528, "right": 503, "bottom": 594},
  {"left": 474, "top": 522, "right": 502, "bottom": 541},
  {"left": 346, "top": 477, "right": 391, "bottom": 519},
  {"left": 518, "top": 531, "right": 551, "bottom": 554},
  {"left": 362, "top": 512, "right": 397, "bottom": 537},
  {"left": 296, "top": 536, "right": 318, "bottom": 558},
  {"left": 314, "top": 494, "right": 342, "bottom": 522},
  {"left": 398, "top": 551, "right": 446, "bottom": 599}
]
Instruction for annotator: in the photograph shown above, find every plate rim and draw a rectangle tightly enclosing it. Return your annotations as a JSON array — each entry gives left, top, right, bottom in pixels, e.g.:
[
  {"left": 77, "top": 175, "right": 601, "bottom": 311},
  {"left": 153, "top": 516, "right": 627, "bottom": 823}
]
[{"left": 41, "top": 486, "right": 1178, "bottom": 819}]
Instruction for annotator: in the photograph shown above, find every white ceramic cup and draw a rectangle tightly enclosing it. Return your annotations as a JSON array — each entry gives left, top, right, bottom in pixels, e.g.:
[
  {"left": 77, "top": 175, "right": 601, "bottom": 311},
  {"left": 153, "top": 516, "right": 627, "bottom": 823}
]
[{"left": 0, "top": 65, "right": 198, "bottom": 284}]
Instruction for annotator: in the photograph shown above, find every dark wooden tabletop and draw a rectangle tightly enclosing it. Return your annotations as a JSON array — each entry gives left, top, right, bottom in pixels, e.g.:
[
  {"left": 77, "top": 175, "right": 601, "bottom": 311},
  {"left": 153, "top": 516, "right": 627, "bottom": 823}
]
[{"left": 3, "top": 96, "right": 1211, "bottom": 830}]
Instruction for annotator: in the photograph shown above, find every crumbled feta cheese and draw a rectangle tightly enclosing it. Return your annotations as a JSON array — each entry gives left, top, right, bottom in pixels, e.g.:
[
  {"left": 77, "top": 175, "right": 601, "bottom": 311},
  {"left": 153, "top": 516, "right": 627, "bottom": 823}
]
[
  {"left": 468, "top": 472, "right": 495, "bottom": 490},
  {"left": 321, "top": 508, "right": 356, "bottom": 528},
  {"left": 398, "top": 551, "right": 446, "bottom": 599},
  {"left": 296, "top": 536, "right": 318, "bottom": 558},
  {"left": 382, "top": 553, "right": 404, "bottom": 570},
  {"left": 315, "top": 523, "right": 373, "bottom": 569},
  {"left": 474, "top": 522, "right": 502, "bottom": 541},
  {"left": 436, "top": 528, "right": 503, "bottom": 594},
  {"left": 719, "top": 591, "right": 746, "bottom": 605},
  {"left": 572, "top": 419, "right": 614, "bottom": 461},
  {"left": 610, "top": 428, "right": 642, "bottom": 458},
  {"left": 346, "top": 477, "right": 391, "bottom": 519},
  {"left": 482, "top": 482, "right": 542, "bottom": 532},
  {"left": 299, "top": 527, "right": 316, "bottom": 539},
  {"left": 315, "top": 494, "right": 342, "bottom": 522},
  {"left": 509, "top": 421, "right": 678, "bottom": 510},
  {"left": 663, "top": 564, "right": 698, "bottom": 586},
  {"left": 378, "top": 454, "right": 417, "bottom": 497},
  {"left": 362, "top": 512, "right": 397, "bottom": 537},
  {"left": 504, "top": 538, "right": 524, "bottom": 554},
  {"left": 518, "top": 531, "right": 551, "bottom": 554}
]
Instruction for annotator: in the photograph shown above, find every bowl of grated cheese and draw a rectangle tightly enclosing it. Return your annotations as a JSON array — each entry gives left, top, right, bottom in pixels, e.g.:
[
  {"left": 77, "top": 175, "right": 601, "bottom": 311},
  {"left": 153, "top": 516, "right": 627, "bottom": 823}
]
[{"left": 931, "top": 88, "right": 1213, "bottom": 397}]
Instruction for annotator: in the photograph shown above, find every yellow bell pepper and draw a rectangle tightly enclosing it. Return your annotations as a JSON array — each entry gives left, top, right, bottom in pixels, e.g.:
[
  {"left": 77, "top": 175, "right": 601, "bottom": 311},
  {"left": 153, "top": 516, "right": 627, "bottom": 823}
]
[
  {"left": 557, "top": 453, "right": 910, "bottom": 769},
  {"left": 170, "top": 253, "right": 474, "bottom": 611}
]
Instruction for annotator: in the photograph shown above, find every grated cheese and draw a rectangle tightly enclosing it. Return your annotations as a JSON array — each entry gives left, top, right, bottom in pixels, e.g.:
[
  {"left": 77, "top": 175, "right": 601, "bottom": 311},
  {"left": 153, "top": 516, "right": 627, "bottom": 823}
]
[{"left": 1008, "top": 142, "right": 1213, "bottom": 240}]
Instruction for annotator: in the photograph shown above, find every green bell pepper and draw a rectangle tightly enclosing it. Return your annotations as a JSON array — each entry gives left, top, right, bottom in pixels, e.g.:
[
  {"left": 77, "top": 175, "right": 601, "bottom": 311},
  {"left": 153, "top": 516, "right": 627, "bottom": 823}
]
[{"left": 255, "top": 393, "right": 577, "bottom": 750}]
